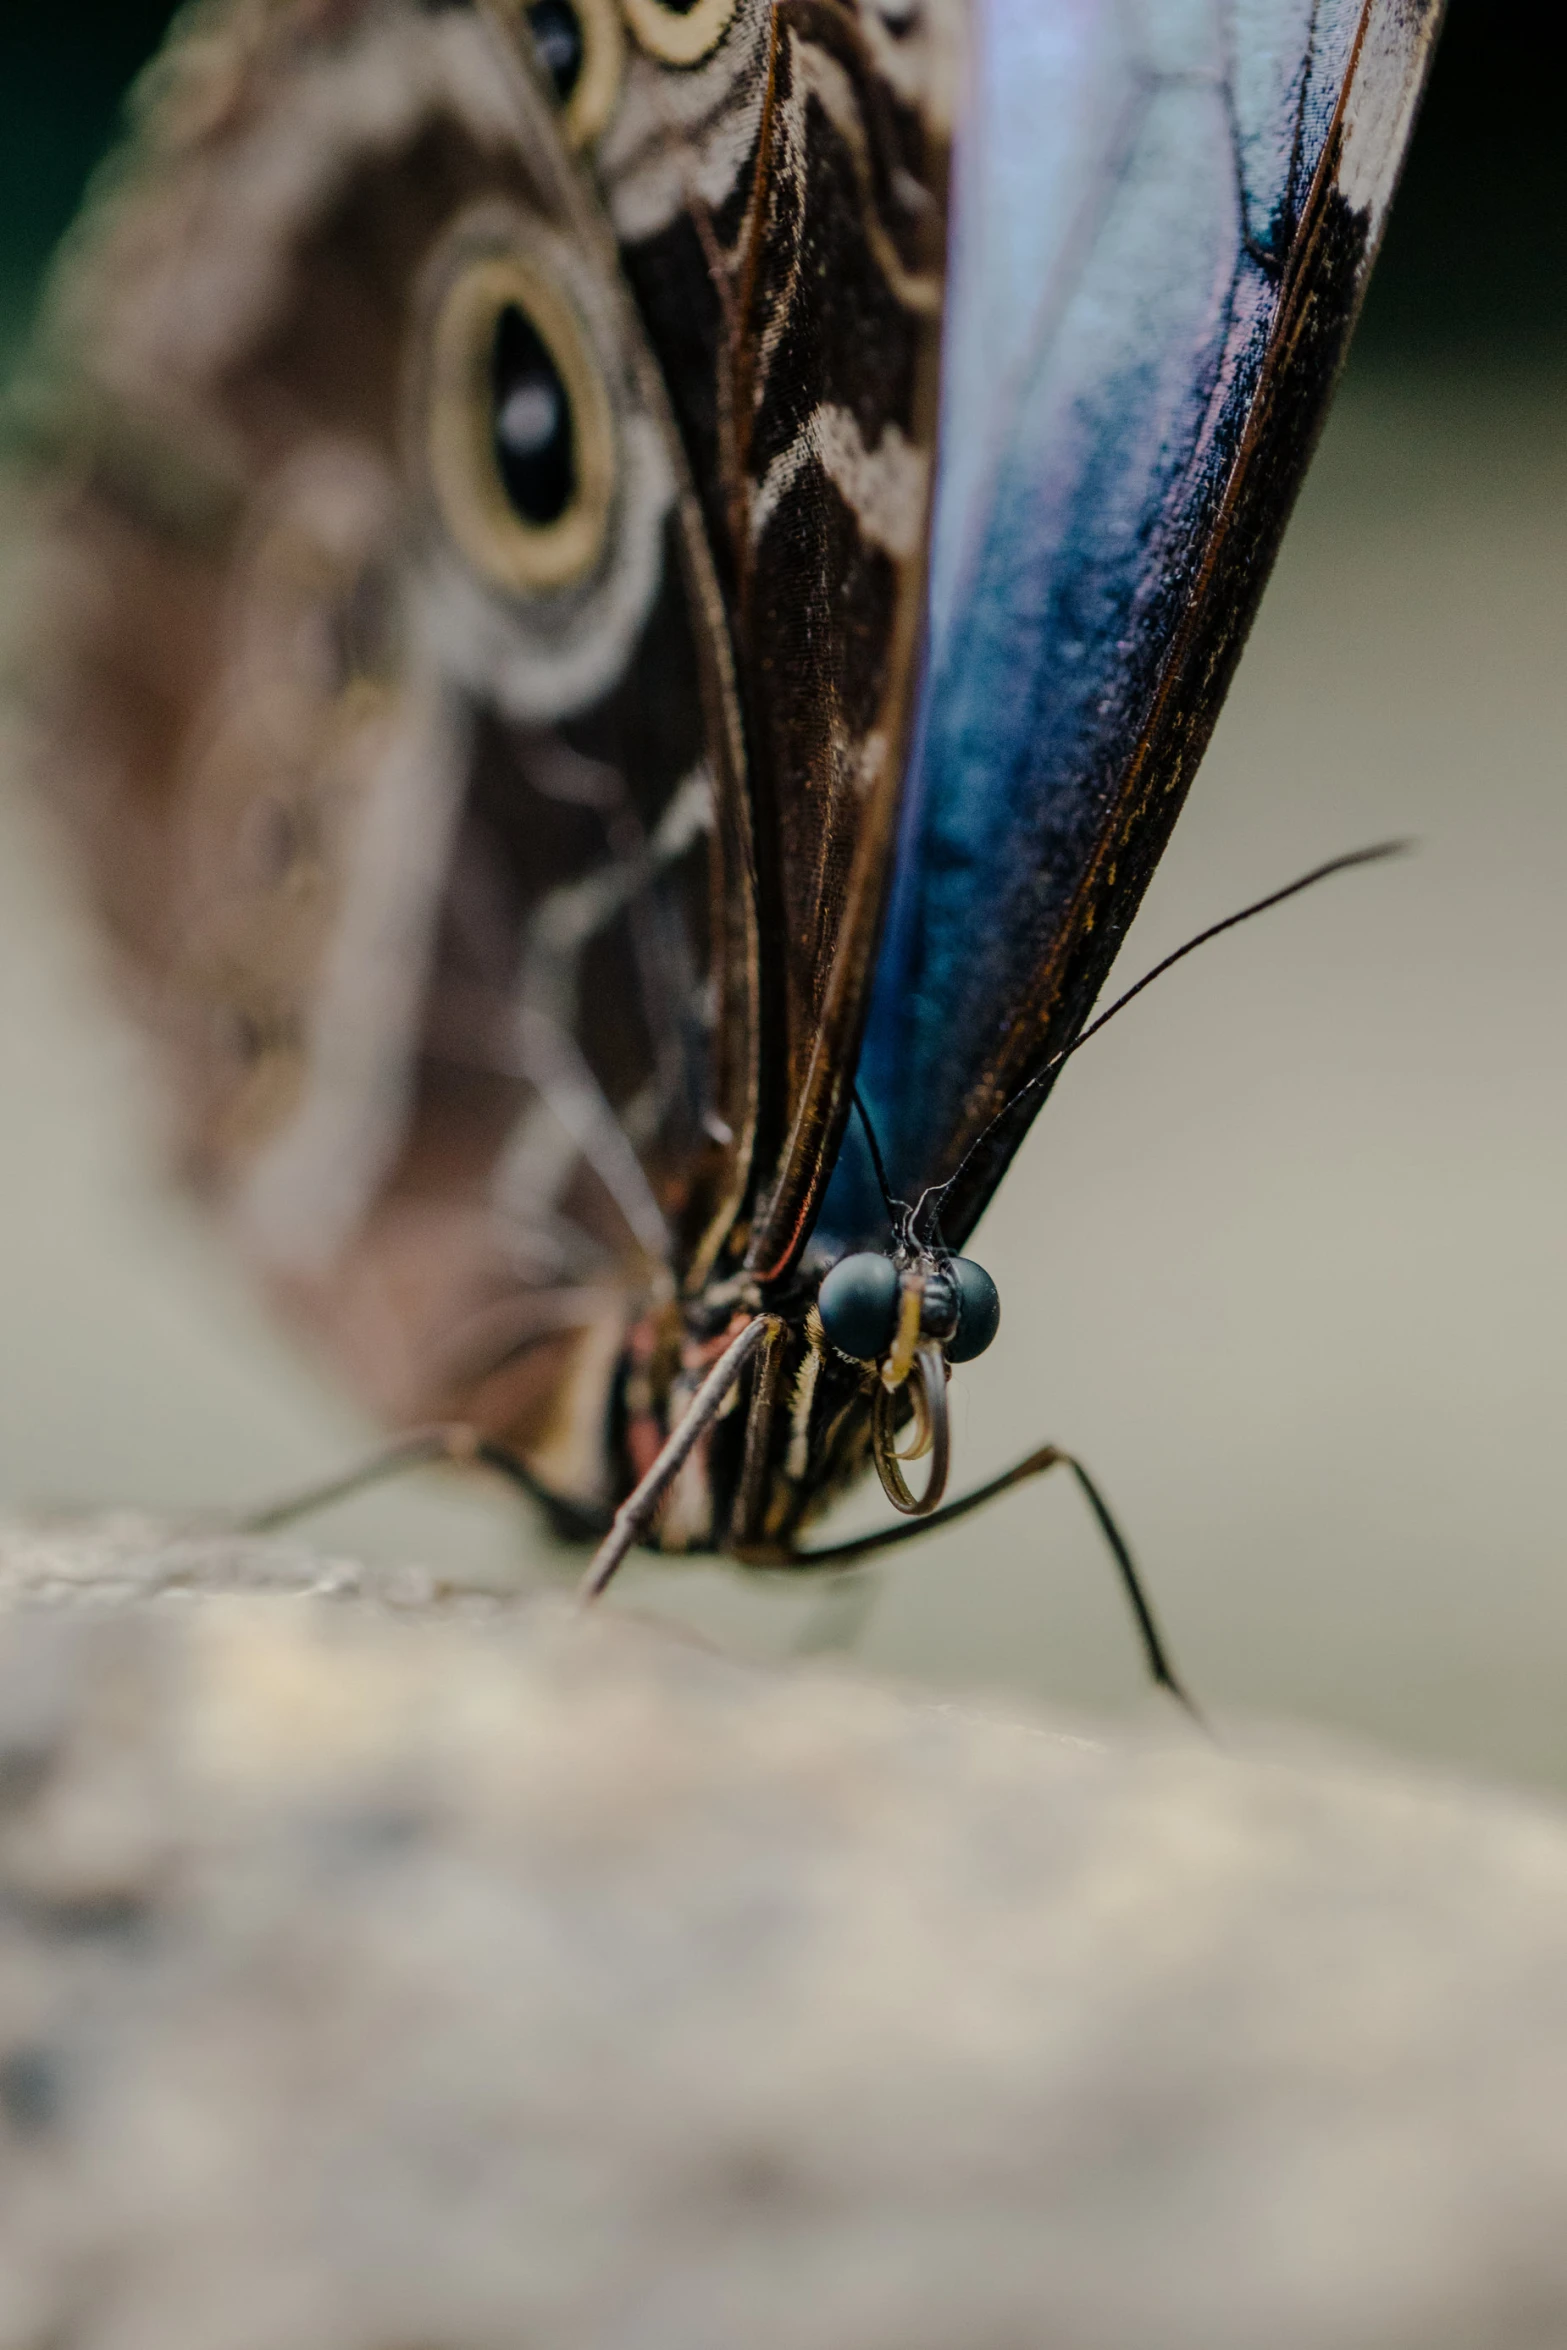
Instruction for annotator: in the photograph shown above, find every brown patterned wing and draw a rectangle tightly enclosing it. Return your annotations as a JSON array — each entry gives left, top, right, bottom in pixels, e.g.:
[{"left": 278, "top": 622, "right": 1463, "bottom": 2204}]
[
  {"left": 5, "top": 0, "right": 756, "bottom": 1512},
  {"left": 521, "top": 0, "right": 960, "bottom": 1281}
]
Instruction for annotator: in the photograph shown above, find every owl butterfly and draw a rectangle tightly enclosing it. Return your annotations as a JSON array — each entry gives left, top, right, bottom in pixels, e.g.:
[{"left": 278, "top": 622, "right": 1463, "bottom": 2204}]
[{"left": 6, "top": 0, "right": 1438, "bottom": 1674}]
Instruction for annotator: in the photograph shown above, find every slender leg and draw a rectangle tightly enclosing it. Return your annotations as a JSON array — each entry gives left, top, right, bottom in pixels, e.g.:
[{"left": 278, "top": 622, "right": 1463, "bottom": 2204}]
[
  {"left": 578, "top": 1315, "right": 774, "bottom": 1605},
  {"left": 237, "top": 1425, "right": 607, "bottom": 1542},
  {"left": 789, "top": 1444, "right": 1203, "bottom": 1724}
]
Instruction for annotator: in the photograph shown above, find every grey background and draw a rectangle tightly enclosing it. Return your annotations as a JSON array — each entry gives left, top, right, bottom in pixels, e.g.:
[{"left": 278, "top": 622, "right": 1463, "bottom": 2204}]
[{"left": 0, "top": 3, "right": 1563, "bottom": 1787}]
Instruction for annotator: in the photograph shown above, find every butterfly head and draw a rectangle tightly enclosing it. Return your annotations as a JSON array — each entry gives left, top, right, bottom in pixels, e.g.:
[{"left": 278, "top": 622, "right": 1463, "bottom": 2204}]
[{"left": 816, "top": 1246, "right": 999, "bottom": 1375}]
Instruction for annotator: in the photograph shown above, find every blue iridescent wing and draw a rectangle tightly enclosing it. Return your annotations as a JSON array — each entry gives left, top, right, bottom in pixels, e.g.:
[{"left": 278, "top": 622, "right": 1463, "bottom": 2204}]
[{"left": 823, "top": 0, "right": 1441, "bottom": 1249}]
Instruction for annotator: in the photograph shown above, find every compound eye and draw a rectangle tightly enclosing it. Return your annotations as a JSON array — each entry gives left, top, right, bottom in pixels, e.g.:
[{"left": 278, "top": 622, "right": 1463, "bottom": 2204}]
[
  {"left": 945, "top": 1257, "right": 1001, "bottom": 1363},
  {"left": 817, "top": 1252, "right": 901, "bottom": 1363}
]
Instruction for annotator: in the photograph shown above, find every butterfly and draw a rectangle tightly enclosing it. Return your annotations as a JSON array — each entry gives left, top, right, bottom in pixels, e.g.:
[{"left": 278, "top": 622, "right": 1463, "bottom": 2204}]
[{"left": 4, "top": 0, "right": 1439, "bottom": 1692}]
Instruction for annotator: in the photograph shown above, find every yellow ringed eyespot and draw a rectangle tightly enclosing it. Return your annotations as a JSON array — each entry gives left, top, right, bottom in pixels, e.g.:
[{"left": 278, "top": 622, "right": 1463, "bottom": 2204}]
[
  {"left": 518, "top": 0, "right": 625, "bottom": 145},
  {"left": 426, "top": 250, "right": 615, "bottom": 596}
]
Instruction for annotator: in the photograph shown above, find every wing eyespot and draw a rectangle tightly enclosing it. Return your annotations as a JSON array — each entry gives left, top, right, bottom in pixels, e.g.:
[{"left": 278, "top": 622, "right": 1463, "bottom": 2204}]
[
  {"left": 516, "top": 0, "right": 626, "bottom": 145},
  {"left": 426, "top": 251, "right": 615, "bottom": 596},
  {"left": 619, "top": 0, "right": 740, "bottom": 70}
]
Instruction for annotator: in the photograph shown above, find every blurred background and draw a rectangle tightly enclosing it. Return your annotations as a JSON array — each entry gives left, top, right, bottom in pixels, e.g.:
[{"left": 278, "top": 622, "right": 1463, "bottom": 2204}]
[{"left": 0, "top": 2, "right": 1563, "bottom": 1786}]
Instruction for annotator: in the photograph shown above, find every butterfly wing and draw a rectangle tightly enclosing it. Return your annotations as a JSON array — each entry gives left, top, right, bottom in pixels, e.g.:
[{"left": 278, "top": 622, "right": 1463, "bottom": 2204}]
[
  {"left": 6, "top": 0, "right": 756, "bottom": 1509},
  {"left": 569, "top": 0, "right": 960, "bottom": 1278},
  {"left": 824, "top": 0, "right": 1442, "bottom": 1247}
]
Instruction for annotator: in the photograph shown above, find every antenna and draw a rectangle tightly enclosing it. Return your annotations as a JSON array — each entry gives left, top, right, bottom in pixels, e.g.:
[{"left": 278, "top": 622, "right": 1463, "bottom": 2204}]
[
  {"left": 916, "top": 839, "right": 1410, "bottom": 1237},
  {"left": 852, "top": 1086, "right": 905, "bottom": 1230}
]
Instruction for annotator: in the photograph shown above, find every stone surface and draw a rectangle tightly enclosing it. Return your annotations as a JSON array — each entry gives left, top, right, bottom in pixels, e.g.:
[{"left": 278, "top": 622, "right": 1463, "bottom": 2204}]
[{"left": 0, "top": 1518, "right": 1566, "bottom": 2349}]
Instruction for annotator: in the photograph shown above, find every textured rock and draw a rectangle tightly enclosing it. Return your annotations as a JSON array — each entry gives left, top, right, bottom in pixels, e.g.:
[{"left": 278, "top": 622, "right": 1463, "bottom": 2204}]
[{"left": 1, "top": 1517, "right": 1566, "bottom": 2350}]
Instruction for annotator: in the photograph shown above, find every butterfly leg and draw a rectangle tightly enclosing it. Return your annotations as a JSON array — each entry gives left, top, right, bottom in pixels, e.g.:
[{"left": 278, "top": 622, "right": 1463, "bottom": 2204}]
[
  {"left": 578, "top": 1314, "right": 776, "bottom": 1605},
  {"left": 793, "top": 1446, "right": 1202, "bottom": 1723},
  {"left": 237, "top": 1426, "right": 603, "bottom": 1540}
]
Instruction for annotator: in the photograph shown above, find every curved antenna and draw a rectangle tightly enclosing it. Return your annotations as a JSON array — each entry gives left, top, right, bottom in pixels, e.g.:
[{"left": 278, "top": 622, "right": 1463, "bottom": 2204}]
[
  {"left": 852, "top": 1085, "right": 907, "bottom": 1233},
  {"left": 915, "top": 839, "right": 1410, "bottom": 1239}
]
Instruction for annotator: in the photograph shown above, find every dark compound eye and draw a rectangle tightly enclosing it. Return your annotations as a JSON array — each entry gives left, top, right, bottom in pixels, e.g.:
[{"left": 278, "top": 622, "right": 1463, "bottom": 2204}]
[
  {"left": 945, "top": 1256, "right": 1000, "bottom": 1363},
  {"left": 492, "top": 303, "right": 575, "bottom": 529},
  {"left": 817, "top": 1252, "right": 901, "bottom": 1362},
  {"left": 527, "top": 0, "right": 585, "bottom": 100}
]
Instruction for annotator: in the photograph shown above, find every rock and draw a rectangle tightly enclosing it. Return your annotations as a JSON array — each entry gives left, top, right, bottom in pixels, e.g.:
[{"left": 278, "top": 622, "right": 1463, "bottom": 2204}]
[{"left": 0, "top": 1516, "right": 1565, "bottom": 2350}]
